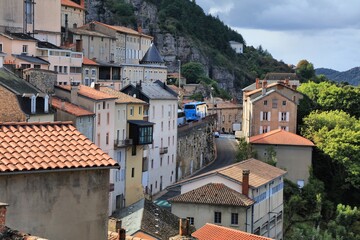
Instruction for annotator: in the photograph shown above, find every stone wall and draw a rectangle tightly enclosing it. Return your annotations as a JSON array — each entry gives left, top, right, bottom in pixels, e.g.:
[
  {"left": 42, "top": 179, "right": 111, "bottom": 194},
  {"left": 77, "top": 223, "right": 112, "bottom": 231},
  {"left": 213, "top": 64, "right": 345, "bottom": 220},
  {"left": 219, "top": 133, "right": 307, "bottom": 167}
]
[
  {"left": 176, "top": 115, "right": 216, "bottom": 180},
  {"left": 24, "top": 69, "right": 57, "bottom": 94}
]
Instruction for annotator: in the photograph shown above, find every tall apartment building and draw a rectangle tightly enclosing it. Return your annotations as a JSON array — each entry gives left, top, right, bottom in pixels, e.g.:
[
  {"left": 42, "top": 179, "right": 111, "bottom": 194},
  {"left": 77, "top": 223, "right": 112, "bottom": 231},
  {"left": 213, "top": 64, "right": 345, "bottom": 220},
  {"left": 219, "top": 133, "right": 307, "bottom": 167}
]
[{"left": 122, "top": 81, "right": 178, "bottom": 196}]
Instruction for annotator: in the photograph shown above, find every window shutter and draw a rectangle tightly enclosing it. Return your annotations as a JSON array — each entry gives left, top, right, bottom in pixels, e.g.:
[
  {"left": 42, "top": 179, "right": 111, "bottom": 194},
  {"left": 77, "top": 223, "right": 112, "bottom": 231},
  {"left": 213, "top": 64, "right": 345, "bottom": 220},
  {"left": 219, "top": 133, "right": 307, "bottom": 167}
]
[
  {"left": 260, "top": 126, "right": 263, "bottom": 134},
  {"left": 268, "top": 112, "right": 271, "bottom": 121},
  {"left": 260, "top": 111, "right": 263, "bottom": 121},
  {"left": 267, "top": 126, "right": 270, "bottom": 132},
  {"left": 278, "top": 112, "right": 281, "bottom": 121},
  {"left": 286, "top": 126, "right": 289, "bottom": 131},
  {"left": 286, "top": 112, "right": 290, "bottom": 122}
]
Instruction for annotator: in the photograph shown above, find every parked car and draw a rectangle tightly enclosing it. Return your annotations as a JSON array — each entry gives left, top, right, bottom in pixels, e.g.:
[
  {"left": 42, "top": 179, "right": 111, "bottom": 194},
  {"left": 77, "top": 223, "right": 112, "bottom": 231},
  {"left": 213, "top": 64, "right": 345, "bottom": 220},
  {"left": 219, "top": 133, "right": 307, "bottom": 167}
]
[{"left": 214, "top": 131, "right": 220, "bottom": 138}]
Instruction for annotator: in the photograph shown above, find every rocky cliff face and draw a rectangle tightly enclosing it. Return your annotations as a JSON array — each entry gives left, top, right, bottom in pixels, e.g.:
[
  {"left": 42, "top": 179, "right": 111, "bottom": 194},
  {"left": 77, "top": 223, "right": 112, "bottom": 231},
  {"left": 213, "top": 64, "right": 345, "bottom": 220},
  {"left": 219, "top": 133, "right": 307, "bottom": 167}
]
[{"left": 86, "top": 0, "right": 237, "bottom": 95}]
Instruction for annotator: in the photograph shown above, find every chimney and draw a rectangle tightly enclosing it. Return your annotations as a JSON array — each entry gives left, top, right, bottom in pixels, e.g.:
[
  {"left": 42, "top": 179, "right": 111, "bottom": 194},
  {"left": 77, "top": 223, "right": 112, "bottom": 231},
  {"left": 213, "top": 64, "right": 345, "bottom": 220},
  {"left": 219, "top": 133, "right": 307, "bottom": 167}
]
[
  {"left": 136, "top": 80, "right": 142, "bottom": 91},
  {"left": 76, "top": 39, "right": 83, "bottom": 52},
  {"left": 70, "top": 81, "right": 80, "bottom": 105},
  {"left": 119, "top": 228, "right": 126, "bottom": 240},
  {"left": 255, "top": 78, "right": 260, "bottom": 89},
  {"left": 61, "top": 99, "right": 66, "bottom": 110},
  {"left": 242, "top": 170, "right": 250, "bottom": 197},
  {"left": 285, "top": 78, "right": 289, "bottom": 86},
  {"left": 179, "top": 218, "right": 189, "bottom": 236},
  {"left": 0, "top": 202, "right": 8, "bottom": 226},
  {"left": 138, "top": 26, "right": 142, "bottom": 34},
  {"left": 80, "top": 0, "right": 85, "bottom": 8},
  {"left": 94, "top": 83, "right": 101, "bottom": 91},
  {"left": 261, "top": 79, "right": 267, "bottom": 96},
  {"left": 90, "top": 22, "right": 95, "bottom": 31}
]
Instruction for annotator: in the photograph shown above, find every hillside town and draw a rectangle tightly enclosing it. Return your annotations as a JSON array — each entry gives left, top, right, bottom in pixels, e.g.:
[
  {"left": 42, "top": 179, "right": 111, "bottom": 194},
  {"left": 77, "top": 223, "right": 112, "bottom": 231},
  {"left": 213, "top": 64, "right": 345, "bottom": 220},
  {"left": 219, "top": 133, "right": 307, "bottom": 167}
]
[{"left": 0, "top": 1, "right": 359, "bottom": 240}]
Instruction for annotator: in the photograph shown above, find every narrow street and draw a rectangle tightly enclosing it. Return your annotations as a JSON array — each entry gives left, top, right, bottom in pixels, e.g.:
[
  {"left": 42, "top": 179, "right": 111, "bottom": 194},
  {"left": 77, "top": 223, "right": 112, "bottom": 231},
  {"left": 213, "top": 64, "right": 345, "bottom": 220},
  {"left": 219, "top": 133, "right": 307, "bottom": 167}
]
[{"left": 154, "top": 134, "right": 238, "bottom": 209}]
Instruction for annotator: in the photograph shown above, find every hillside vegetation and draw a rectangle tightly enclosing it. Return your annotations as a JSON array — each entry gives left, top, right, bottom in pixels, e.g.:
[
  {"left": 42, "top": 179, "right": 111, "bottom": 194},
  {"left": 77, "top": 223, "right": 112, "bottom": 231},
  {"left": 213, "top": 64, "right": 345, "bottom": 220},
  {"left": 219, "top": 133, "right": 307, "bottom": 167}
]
[{"left": 316, "top": 67, "right": 360, "bottom": 86}]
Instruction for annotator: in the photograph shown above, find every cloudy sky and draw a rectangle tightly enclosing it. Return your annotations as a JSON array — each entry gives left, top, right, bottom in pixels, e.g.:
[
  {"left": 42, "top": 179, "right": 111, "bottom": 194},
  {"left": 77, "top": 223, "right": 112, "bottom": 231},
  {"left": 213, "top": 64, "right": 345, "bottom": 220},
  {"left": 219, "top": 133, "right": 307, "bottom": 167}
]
[{"left": 196, "top": 0, "right": 360, "bottom": 71}]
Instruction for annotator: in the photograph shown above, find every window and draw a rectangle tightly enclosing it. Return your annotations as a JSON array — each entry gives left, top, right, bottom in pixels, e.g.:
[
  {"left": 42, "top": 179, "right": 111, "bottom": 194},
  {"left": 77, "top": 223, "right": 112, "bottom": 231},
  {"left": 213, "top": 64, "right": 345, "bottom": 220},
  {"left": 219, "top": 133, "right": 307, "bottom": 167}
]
[
  {"left": 25, "top": 0, "right": 33, "bottom": 23},
  {"left": 64, "top": 66, "right": 68, "bottom": 73},
  {"left": 106, "top": 132, "right": 109, "bottom": 145},
  {"left": 85, "top": 68, "right": 89, "bottom": 75},
  {"left": 214, "top": 212, "right": 222, "bottom": 224},
  {"left": 70, "top": 67, "right": 82, "bottom": 73},
  {"left": 34, "top": 64, "right": 40, "bottom": 69},
  {"left": 151, "top": 159, "right": 154, "bottom": 168},
  {"left": 161, "top": 122, "right": 163, "bottom": 131},
  {"left": 280, "top": 112, "right": 289, "bottom": 121},
  {"left": 91, "top": 69, "right": 96, "bottom": 76},
  {"left": 282, "top": 100, "right": 287, "bottom": 106},
  {"left": 97, "top": 113, "right": 101, "bottom": 125},
  {"left": 132, "top": 145, "right": 136, "bottom": 156},
  {"left": 262, "top": 111, "right": 268, "bottom": 121},
  {"left": 131, "top": 168, "right": 134, "bottom": 178},
  {"left": 297, "top": 179, "right": 305, "bottom": 188},
  {"left": 0, "top": 43, "right": 3, "bottom": 52},
  {"left": 103, "top": 101, "right": 106, "bottom": 109},
  {"left": 277, "top": 211, "right": 283, "bottom": 222},
  {"left": 231, "top": 213, "right": 239, "bottom": 225},
  {"left": 22, "top": 45, "right": 28, "bottom": 53},
  {"left": 187, "top": 217, "right": 194, "bottom": 225},
  {"left": 130, "top": 106, "right": 134, "bottom": 116},
  {"left": 272, "top": 99, "right": 278, "bottom": 108},
  {"left": 160, "top": 157, "right": 163, "bottom": 167},
  {"left": 59, "top": 66, "right": 63, "bottom": 73},
  {"left": 254, "top": 227, "right": 260, "bottom": 235},
  {"left": 54, "top": 66, "right": 58, "bottom": 72},
  {"left": 139, "top": 106, "right": 142, "bottom": 115}
]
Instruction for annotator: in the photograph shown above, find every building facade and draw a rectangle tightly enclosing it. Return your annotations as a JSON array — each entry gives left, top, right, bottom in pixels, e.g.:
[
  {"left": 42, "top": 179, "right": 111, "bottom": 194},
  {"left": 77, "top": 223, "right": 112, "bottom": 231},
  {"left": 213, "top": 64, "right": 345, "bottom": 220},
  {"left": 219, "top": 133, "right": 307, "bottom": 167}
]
[{"left": 242, "top": 81, "right": 303, "bottom": 140}]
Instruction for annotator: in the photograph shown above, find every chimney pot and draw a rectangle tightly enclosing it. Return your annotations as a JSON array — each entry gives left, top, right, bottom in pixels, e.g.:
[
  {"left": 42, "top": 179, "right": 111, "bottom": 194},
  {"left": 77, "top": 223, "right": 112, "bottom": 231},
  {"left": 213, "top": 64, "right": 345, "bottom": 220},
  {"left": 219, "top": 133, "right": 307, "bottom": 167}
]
[
  {"left": 255, "top": 78, "right": 260, "bottom": 89},
  {"left": 179, "top": 218, "right": 189, "bottom": 236}
]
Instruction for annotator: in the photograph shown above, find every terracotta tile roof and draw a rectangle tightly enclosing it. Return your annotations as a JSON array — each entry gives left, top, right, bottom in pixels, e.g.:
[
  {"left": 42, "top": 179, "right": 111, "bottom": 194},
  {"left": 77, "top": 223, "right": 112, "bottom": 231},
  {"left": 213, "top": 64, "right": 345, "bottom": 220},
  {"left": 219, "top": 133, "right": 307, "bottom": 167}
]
[
  {"left": 0, "top": 225, "right": 48, "bottom": 240},
  {"left": 51, "top": 97, "right": 95, "bottom": 117},
  {"left": 61, "top": 0, "right": 84, "bottom": 10},
  {"left": 91, "top": 21, "right": 153, "bottom": 39},
  {"left": 83, "top": 57, "right": 99, "bottom": 66},
  {"left": 55, "top": 85, "right": 117, "bottom": 101},
  {"left": 176, "top": 159, "right": 286, "bottom": 188},
  {"left": 0, "top": 122, "right": 118, "bottom": 173},
  {"left": 250, "top": 129, "right": 314, "bottom": 147},
  {"left": 100, "top": 87, "right": 147, "bottom": 104},
  {"left": 169, "top": 183, "right": 254, "bottom": 207},
  {"left": 245, "top": 83, "right": 279, "bottom": 96},
  {"left": 192, "top": 223, "right": 273, "bottom": 240}
]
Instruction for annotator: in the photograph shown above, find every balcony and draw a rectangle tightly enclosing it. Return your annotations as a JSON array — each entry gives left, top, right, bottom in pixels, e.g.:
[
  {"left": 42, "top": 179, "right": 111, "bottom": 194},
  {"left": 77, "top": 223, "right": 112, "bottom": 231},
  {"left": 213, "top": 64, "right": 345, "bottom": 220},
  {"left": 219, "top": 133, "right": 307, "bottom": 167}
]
[
  {"left": 114, "top": 139, "right": 133, "bottom": 148},
  {"left": 160, "top": 147, "right": 168, "bottom": 155}
]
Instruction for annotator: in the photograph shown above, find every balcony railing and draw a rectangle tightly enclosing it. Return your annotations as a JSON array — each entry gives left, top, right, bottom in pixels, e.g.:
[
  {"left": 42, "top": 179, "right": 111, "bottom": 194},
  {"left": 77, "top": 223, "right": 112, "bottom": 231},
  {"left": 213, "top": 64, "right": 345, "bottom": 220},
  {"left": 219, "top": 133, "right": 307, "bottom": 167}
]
[
  {"left": 159, "top": 147, "right": 168, "bottom": 155},
  {"left": 114, "top": 139, "right": 133, "bottom": 148}
]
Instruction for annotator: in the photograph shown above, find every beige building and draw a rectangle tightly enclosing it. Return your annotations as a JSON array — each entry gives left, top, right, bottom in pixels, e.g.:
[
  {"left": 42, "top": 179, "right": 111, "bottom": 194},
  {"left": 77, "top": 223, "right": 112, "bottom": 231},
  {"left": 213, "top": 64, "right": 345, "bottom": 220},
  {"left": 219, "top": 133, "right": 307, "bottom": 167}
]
[
  {"left": 54, "top": 83, "right": 118, "bottom": 213},
  {"left": 170, "top": 159, "right": 286, "bottom": 240},
  {"left": 61, "top": 0, "right": 85, "bottom": 30},
  {"left": 205, "top": 98, "right": 242, "bottom": 133},
  {"left": 0, "top": 121, "right": 118, "bottom": 240},
  {"left": 250, "top": 129, "right": 314, "bottom": 186},
  {"left": 242, "top": 80, "right": 303, "bottom": 140},
  {"left": 0, "top": 0, "right": 61, "bottom": 46},
  {"left": 82, "top": 57, "right": 99, "bottom": 86},
  {"left": 100, "top": 87, "right": 154, "bottom": 208}
]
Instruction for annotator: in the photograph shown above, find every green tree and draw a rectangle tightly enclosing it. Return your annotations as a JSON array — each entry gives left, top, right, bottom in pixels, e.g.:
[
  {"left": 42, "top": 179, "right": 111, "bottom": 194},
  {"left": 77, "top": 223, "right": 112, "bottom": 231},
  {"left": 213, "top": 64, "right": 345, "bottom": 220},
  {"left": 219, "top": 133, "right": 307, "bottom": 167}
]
[
  {"left": 235, "top": 137, "right": 256, "bottom": 162},
  {"left": 296, "top": 59, "right": 315, "bottom": 82},
  {"left": 327, "top": 204, "right": 360, "bottom": 240},
  {"left": 181, "top": 62, "right": 205, "bottom": 84}
]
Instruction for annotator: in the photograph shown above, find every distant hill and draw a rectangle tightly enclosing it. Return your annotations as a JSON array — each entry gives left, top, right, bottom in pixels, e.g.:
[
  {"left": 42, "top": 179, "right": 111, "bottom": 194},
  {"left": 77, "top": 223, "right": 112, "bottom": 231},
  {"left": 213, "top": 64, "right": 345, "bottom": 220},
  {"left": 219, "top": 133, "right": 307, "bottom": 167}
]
[{"left": 315, "top": 67, "right": 360, "bottom": 86}]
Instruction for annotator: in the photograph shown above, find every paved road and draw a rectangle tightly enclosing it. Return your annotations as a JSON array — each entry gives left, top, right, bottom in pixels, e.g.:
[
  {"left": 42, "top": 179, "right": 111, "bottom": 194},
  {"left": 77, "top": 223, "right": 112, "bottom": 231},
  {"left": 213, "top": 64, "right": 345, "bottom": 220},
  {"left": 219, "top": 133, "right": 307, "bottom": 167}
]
[
  {"left": 195, "top": 134, "right": 238, "bottom": 176},
  {"left": 154, "top": 134, "right": 238, "bottom": 208}
]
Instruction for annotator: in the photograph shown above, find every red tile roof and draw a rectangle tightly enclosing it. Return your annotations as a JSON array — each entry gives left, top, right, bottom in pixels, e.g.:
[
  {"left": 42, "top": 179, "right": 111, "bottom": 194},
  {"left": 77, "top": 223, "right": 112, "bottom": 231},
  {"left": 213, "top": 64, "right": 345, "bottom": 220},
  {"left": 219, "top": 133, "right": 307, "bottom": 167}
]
[
  {"left": 56, "top": 85, "right": 117, "bottom": 101},
  {"left": 192, "top": 223, "right": 273, "bottom": 240},
  {"left": 177, "top": 159, "right": 286, "bottom": 188},
  {"left": 169, "top": 183, "right": 254, "bottom": 207},
  {"left": 100, "top": 87, "right": 147, "bottom": 104},
  {"left": 83, "top": 57, "right": 99, "bottom": 66},
  {"left": 0, "top": 122, "right": 118, "bottom": 173},
  {"left": 61, "top": 0, "right": 84, "bottom": 10},
  {"left": 250, "top": 129, "right": 314, "bottom": 147},
  {"left": 51, "top": 97, "right": 95, "bottom": 117},
  {"left": 90, "top": 21, "right": 153, "bottom": 39}
]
